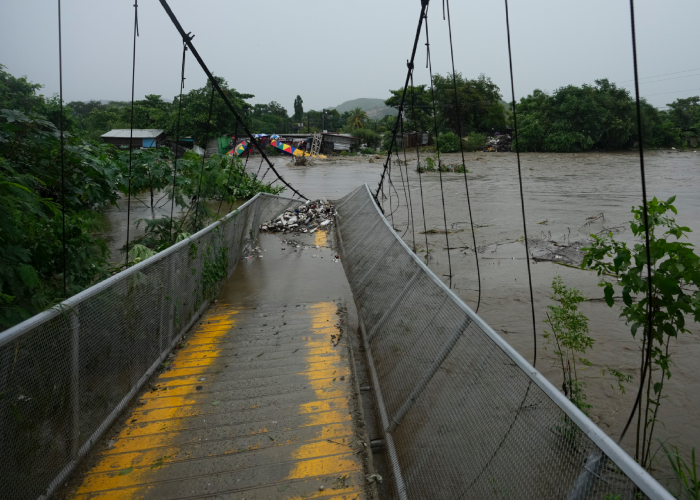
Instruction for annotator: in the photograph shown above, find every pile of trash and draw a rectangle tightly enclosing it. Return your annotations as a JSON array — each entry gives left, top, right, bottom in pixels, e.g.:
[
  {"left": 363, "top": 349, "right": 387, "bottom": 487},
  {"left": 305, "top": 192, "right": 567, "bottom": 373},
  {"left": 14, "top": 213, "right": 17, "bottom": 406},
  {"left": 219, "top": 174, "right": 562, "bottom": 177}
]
[
  {"left": 261, "top": 199, "right": 336, "bottom": 234},
  {"left": 485, "top": 133, "right": 512, "bottom": 152}
]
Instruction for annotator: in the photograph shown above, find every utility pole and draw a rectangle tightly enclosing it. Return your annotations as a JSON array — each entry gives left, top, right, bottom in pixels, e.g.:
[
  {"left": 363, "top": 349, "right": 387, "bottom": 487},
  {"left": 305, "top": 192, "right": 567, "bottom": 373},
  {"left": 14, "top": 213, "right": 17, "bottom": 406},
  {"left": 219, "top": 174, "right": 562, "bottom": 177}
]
[
  {"left": 307, "top": 113, "right": 309, "bottom": 133},
  {"left": 322, "top": 109, "right": 325, "bottom": 132}
]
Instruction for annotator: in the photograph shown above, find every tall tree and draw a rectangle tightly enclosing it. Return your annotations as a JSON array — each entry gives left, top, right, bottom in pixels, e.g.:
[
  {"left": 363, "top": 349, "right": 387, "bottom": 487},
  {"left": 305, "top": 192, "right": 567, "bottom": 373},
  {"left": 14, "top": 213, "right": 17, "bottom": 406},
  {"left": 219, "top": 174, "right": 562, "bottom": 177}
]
[
  {"left": 347, "top": 107, "right": 368, "bottom": 130},
  {"left": 293, "top": 95, "right": 303, "bottom": 122}
]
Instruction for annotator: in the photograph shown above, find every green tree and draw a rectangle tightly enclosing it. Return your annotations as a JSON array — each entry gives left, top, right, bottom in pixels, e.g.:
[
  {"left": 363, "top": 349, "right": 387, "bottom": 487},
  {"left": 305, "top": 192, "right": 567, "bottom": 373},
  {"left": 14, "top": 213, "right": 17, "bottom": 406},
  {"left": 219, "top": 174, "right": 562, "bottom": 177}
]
[
  {"left": 512, "top": 79, "right": 682, "bottom": 152},
  {"left": 346, "top": 107, "right": 368, "bottom": 130},
  {"left": 431, "top": 72, "right": 506, "bottom": 134},
  {"left": 543, "top": 277, "right": 594, "bottom": 413},
  {"left": 352, "top": 128, "right": 381, "bottom": 149},
  {"left": 173, "top": 78, "right": 253, "bottom": 145},
  {"left": 582, "top": 197, "right": 700, "bottom": 468},
  {"left": 293, "top": 95, "right": 303, "bottom": 122},
  {"left": 386, "top": 84, "right": 432, "bottom": 133}
]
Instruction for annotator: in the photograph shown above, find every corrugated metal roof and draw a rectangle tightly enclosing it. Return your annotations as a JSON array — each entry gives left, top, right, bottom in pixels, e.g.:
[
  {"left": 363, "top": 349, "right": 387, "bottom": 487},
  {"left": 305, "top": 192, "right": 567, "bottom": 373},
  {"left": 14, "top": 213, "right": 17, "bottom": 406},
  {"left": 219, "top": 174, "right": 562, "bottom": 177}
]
[{"left": 101, "top": 129, "right": 165, "bottom": 139}]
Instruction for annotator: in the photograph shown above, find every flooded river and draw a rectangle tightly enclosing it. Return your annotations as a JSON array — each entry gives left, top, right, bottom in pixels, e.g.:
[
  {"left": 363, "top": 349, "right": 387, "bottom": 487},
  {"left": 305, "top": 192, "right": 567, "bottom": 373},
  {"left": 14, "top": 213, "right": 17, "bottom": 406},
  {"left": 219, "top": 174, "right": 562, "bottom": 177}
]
[
  {"left": 103, "top": 150, "right": 699, "bottom": 482},
  {"left": 275, "top": 149, "right": 700, "bottom": 482}
]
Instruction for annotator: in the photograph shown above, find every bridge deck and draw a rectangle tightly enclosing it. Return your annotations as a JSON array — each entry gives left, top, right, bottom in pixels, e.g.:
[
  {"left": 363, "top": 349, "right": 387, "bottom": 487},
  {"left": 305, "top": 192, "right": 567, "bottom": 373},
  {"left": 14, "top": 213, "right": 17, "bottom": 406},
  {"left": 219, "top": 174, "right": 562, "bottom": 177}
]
[{"left": 69, "top": 231, "right": 368, "bottom": 500}]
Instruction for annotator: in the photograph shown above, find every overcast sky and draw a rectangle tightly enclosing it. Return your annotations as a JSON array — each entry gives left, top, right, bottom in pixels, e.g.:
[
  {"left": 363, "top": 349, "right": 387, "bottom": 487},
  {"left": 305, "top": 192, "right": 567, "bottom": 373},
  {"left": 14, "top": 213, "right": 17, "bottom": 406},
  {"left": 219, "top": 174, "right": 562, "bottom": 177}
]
[{"left": 2, "top": 0, "right": 699, "bottom": 112}]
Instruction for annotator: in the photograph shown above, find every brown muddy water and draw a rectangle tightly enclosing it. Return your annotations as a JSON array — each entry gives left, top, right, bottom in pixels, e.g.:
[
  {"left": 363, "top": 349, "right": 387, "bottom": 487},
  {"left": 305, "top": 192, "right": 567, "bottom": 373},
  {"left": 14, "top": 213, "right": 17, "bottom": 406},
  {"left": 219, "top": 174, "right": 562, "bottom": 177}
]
[
  {"left": 102, "top": 150, "right": 700, "bottom": 485},
  {"left": 275, "top": 149, "right": 700, "bottom": 485}
]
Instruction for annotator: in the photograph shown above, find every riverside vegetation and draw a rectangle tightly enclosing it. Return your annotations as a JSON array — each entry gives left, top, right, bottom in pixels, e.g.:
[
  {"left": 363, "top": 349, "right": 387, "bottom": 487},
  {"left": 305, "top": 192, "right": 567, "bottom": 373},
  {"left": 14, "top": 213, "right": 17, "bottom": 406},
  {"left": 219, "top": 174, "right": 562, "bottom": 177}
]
[
  {"left": 0, "top": 65, "right": 280, "bottom": 330},
  {"left": 543, "top": 197, "right": 700, "bottom": 495},
  {"left": 384, "top": 73, "right": 699, "bottom": 153}
]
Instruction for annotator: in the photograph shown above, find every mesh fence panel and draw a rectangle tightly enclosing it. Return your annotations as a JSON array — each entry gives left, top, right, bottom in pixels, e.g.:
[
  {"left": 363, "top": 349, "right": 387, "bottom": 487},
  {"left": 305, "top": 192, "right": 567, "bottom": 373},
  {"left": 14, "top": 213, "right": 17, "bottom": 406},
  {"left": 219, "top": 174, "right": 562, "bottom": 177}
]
[
  {"left": 334, "top": 184, "right": 672, "bottom": 500},
  {"left": 0, "top": 192, "right": 298, "bottom": 500}
]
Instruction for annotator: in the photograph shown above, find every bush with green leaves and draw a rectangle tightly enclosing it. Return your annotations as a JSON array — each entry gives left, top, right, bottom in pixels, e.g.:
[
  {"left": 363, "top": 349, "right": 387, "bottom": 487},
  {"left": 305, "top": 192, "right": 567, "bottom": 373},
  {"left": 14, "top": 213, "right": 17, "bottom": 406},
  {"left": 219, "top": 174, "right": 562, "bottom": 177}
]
[
  {"left": 437, "top": 131, "right": 460, "bottom": 153},
  {"left": 543, "top": 277, "right": 594, "bottom": 413},
  {"left": 462, "top": 132, "right": 486, "bottom": 152},
  {"left": 582, "top": 196, "right": 700, "bottom": 468}
]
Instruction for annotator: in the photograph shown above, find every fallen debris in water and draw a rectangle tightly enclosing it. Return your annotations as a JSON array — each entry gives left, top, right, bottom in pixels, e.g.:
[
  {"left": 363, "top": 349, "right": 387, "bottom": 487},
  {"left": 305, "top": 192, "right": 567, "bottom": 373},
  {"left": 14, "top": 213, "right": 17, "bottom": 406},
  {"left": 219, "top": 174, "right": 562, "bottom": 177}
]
[{"left": 261, "top": 199, "right": 336, "bottom": 235}]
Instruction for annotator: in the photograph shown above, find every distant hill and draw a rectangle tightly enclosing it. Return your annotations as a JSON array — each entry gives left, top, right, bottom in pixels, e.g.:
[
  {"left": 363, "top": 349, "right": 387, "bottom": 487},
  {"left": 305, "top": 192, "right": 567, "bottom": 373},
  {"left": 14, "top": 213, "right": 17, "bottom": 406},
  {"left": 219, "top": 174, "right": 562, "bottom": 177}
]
[{"left": 331, "top": 98, "right": 398, "bottom": 120}]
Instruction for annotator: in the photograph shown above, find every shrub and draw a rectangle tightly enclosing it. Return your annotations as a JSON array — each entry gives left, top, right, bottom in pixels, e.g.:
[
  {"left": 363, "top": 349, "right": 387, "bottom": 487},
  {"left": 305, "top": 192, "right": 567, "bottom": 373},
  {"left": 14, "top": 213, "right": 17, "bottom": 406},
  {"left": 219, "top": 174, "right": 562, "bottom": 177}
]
[
  {"left": 462, "top": 132, "right": 487, "bottom": 152},
  {"left": 437, "top": 131, "right": 461, "bottom": 153}
]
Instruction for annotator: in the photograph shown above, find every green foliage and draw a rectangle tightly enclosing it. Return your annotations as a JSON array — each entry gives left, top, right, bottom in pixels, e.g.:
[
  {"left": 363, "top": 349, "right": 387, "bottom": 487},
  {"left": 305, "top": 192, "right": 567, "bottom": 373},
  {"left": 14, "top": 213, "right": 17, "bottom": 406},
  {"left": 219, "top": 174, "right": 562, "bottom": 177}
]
[
  {"left": 462, "top": 132, "right": 486, "bottom": 152},
  {"left": 437, "top": 131, "right": 460, "bottom": 153},
  {"left": 293, "top": 95, "right": 303, "bottom": 122},
  {"left": 543, "top": 277, "right": 594, "bottom": 413},
  {"left": 582, "top": 197, "right": 700, "bottom": 467},
  {"left": 352, "top": 128, "right": 381, "bottom": 149},
  {"left": 0, "top": 66, "right": 282, "bottom": 329},
  {"left": 660, "top": 440, "right": 699, "bottom": 500},
  {"left": 249, "top": 100, "right": 289, "bottom": 134},
  {"left": 386, "top": 73, "right": 506, "bottom": 137},
  {"left": 346, "top": 107, "right": 369, "bottom": 130},
  {"left": 416, "top": 156, "right": 467, "bottom": 173},
  {"left": 513, "top": 80, "right": 692, "bottom": 151}
]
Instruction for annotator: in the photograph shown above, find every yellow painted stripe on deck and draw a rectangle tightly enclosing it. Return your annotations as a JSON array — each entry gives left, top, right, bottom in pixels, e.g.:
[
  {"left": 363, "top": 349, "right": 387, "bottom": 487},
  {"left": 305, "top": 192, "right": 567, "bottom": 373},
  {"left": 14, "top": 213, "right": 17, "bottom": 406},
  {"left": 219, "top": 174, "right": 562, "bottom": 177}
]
[{"left": 70, "top": 299, "right": 364, "bottom": 499}]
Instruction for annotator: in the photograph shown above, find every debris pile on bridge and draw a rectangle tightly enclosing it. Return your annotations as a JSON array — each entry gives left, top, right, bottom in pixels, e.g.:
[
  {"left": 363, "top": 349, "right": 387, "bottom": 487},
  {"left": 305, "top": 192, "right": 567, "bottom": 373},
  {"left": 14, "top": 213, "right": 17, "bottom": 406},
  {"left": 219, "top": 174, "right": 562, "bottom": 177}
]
[{"left": 261, "top": 199, "right": 336, "bottom": 234}]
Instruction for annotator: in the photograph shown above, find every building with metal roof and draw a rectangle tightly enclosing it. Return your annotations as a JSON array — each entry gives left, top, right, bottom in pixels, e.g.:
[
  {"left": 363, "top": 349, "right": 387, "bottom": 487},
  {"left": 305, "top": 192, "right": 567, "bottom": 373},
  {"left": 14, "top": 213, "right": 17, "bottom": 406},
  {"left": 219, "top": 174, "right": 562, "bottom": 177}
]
[{"left": 100, "top": 129, "right": 166, "bottom": 149}]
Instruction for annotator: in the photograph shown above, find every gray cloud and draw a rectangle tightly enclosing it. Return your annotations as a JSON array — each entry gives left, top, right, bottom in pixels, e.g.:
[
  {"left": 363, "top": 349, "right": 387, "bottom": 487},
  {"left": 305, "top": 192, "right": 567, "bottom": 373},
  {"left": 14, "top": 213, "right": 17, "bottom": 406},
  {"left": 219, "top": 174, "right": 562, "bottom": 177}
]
[{"left": 1, "top": 0, "right": 698, "bottom": 112}]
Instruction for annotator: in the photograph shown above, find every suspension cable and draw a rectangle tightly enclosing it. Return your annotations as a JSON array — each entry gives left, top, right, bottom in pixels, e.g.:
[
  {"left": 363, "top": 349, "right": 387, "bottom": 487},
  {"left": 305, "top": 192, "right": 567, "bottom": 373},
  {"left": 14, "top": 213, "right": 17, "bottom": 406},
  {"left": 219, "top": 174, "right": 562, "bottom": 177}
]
[
  {"left": 57, "top": 0, "right": 67, "bottom": 296},
  {"left": 375, "top": 0, "right": 430, "bottom": 207},
  {"left": 388, "top": 157, "right": 394, "bottom": 227},
  {"left": 392, "top": 117, "right": 413, "bottom": 238},
  {"left": 445, "top": 0, "right": 482, "bottom": 311},
  {"left": 169, "top": 40, "right": 187, "bottom": 244},
  {"left": 125, "top": 0, "right": 139, "bottom": 266},
  {"left": 424, "top": 8, "right": 453, "bottom": 288},
  {"left": 193, "top": 85, "right": 215, "bottom": 231},
  {"left": 617, "top": 0, "right": 655, "bottom": 445},
  {"left": 504, "top": 0, "right": 537, "bottom": 367},
  {"left": 399, "top": 114, "right": 417, "bottom": 250},
  {"left": 411, "top": 72, "right": 430, "bottom": 258}
]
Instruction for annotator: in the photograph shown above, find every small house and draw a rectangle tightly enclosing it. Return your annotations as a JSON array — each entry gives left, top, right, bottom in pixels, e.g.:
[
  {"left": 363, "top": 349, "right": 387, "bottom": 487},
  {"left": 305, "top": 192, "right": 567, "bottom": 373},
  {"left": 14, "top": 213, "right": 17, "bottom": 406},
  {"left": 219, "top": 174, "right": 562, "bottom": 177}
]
[
  {"left": 101, "top": 129, "right": 166, "bottom": 150},
  {"left": 321, "top": 133, "right": 359, "bottom": 153}
]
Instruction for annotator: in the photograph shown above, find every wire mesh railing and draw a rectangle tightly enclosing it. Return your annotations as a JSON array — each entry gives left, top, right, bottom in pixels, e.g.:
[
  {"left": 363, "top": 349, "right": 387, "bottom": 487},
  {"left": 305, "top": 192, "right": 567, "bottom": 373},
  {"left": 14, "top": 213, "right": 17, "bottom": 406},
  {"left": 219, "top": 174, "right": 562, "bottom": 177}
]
[
  {"left": 334, "top": 184, "right": 673, "bottom": 500},
  {"left": 0, "top": 193, "right": 299, "bottom": 500}
]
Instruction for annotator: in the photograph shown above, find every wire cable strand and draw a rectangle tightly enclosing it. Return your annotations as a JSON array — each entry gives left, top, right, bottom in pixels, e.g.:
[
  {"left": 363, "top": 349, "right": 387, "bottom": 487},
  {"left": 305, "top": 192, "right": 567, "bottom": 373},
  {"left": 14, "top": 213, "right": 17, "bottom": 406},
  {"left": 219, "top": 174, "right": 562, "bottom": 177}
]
[
  {"left": 617, "top": 0, "right": 655, "bottom": 446},
  {"left": 424, "top": 8, "right": 453, "bottom": 288},
  {"left": 57, "top": 0, "right": 67, "bottom": 296},
  {"left": 504, "top": 0, "right": 537, "bottom": 367},
  {"left": 193, "top": 85, "right": 215, "bottom": 231},
  {"left": 125, "top": 0, "right": 139, "bottom": 267},
  {"left": 393, "top": 116, "right": 414, "bottom": 238},
  {"left": 399, "top": 114, "right": 417, "bottom": 251},
  {"left": 217, "top": 122, "right": 238, "bottom": 218},
  {"left": 445, "top": 0, "right": 482, "bottom": 311},
  {"left": 374, "top": 1, "right": 430, "bottom": 207},
  {"left": 169, "top": 40, "right": 188, "bottom": 244},
  {"left": 411, "top": 72, "right": 430, "bottom": 259},
  {"left": 229, "top": 145, "right": 252, "bottom": 214},
  {"left": 159, "top": 0, "right": 306, "bottom": 200}
]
